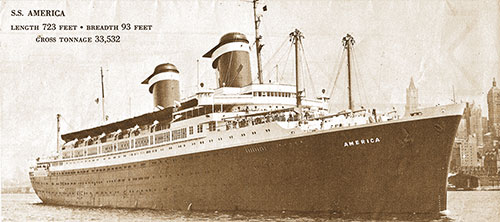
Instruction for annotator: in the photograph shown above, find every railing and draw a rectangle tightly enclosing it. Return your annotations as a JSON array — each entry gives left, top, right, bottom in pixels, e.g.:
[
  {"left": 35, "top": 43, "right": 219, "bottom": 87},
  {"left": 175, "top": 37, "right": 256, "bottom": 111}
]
[
  {"left": 134, "top": 136, "right": 149, "bottom": 148},
  {"left": 59, "top": 127, "right": 188, "bottom": 160},
  {"left": 117, "top": 140, "right": 130, "bottom": 151},
  {"left": 155, "top": 131, "right": 170, "bottom": 144},
  {"left": 222, "top": 108, "right": 400, "bottom": 132}
]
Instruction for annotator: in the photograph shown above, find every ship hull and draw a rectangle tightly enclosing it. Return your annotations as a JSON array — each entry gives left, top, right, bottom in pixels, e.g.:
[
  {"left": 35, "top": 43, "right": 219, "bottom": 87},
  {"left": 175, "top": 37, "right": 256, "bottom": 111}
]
[{"left": 31, "top": 114, "right": 461, "bottom": 214}]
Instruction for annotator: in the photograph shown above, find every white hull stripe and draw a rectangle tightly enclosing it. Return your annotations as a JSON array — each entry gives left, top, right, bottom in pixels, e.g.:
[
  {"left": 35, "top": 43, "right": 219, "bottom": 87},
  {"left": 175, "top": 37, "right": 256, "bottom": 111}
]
[
  {"left": 148, "top": 71, "right": 179, "bottom": 91},
  {"left": 211, "top": 42, "right": 250, "bottom": 63}
]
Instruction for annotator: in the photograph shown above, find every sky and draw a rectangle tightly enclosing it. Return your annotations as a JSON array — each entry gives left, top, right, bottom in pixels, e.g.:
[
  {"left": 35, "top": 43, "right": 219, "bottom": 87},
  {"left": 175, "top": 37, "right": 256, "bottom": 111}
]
[{"left": 1, "top": 0, "right": 499, "bottom": 184}]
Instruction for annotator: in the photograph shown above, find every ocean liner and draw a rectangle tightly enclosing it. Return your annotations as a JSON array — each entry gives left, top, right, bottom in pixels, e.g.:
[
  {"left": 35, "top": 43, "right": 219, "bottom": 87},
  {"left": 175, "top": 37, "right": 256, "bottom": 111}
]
[{"left": 29, "top": 2, "right": 464, "bottom": 214}]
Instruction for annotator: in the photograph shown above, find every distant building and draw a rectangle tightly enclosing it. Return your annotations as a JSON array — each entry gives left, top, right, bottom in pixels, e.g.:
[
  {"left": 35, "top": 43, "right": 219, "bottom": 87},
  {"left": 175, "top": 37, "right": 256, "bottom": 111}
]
[
  {"left": 456, "top": 118, "right": 467, "bottom": 139},
  {"left": 484, "top": 132, "right": 496, "bottom": 152},
  {"left": 482, "top": 117, "right": 490, "bottom": 150},
  {"left": 405, "top": 77, "right": 418, "bottom": 115},
  {"left": 484, "top": 149, "right": 499, "bottom": 176},
  {"left": 450, "top": 135, "right": 480, "bottom": 173},
  {"left": 462, "top": 135, "right": 479, "bottom": 167},
  {"left": 482, "top": 116, "right": 488, "bottom": 136},
  {"left": 487, "top": 78, "right": 500, "bottom": 138},
  {"left": 450, "top": 138, "right": 463, "bottom": 173},
  {"left": 456, "top": 102, "right": 483, "bottom": 145},
  {"left": 466, "top": 102, "right": 483, "bottom": 146}
]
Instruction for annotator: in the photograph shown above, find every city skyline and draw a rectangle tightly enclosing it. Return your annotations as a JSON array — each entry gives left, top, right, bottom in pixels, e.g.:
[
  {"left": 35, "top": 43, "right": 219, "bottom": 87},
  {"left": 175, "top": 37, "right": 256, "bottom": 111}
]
[{"left": 449, "top": 77, "right": 500, "bottom": 178}]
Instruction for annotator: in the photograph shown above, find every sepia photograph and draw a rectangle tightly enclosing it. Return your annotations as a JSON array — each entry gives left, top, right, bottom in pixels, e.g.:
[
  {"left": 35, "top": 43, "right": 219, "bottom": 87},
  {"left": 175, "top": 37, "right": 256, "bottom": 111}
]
[{"left": 1, "top": 0, "right": 499, "bottom": 221}]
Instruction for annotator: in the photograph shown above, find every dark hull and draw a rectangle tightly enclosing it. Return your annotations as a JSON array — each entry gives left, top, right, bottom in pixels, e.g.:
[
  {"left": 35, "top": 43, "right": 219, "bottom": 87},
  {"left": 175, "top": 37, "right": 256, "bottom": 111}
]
[{"left": 31, "top": 115, "right": 461, "bottom": 214}]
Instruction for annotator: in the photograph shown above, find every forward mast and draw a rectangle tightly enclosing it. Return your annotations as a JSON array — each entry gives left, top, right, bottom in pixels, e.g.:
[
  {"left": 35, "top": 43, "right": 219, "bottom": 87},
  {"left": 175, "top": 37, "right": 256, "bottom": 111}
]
[
  {"left": 253, "top": 0, "right": 264, "bottom": 84},
  {"left": 342, "top": 34, "right": 355, "bottom": 110}
]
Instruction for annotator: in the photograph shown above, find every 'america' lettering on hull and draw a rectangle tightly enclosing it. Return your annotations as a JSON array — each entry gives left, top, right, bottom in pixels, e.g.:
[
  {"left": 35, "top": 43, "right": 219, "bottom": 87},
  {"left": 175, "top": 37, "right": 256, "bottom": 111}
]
[{"left": 344, "top": 137, "right": 381, "bottom": 147}]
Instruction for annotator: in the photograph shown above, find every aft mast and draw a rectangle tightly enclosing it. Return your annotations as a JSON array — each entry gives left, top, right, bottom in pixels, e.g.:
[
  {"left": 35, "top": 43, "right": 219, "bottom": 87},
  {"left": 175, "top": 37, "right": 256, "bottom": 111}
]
[
  {"left": 253, "top": 0, "right": 264, "bottom": 84},
  {"left": 290, "top": 29, "right": 304, "bottom": 120},
  {"left": 342, "top": 34, "right": 355, "bottom": 110}
]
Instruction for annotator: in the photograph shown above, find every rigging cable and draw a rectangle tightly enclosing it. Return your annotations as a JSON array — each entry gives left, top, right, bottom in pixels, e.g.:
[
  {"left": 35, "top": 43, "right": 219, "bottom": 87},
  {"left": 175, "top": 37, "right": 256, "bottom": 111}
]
[
  {"left": 328, "top": 48, "right": 346, "bottom": 111},
  {"left": 261, "top": 36, "right": 290, "bottom": 82},
  {"left": 42, "top": 116, "right": 57, "bottom": 154},
  {"left": 275, "top": 42, "right": 294, "bottom": 84},
  {"left": 326, "top": 46, "right": 345, "bottom": 96},
  {"left": 60, "top": 115, "right": 75, "bottom": 132},
  {"left": 352, "top": 47, "right": 369, "bottom": 107},
  {"left": 351, "top": 44, "right": 363, "bottom": 107},
  {"left": 299, "top": 40, "right": 318, "bottom": 99},
  {"left": 278, "top": 43, "right": 294, "bottom": 83}
]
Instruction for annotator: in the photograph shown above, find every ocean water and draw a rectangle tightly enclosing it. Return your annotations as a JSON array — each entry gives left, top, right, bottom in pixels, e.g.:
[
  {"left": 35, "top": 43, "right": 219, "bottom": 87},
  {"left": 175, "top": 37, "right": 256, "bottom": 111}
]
[{"left": 1, "top": 191, "right": 499, "bottom": 221}]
